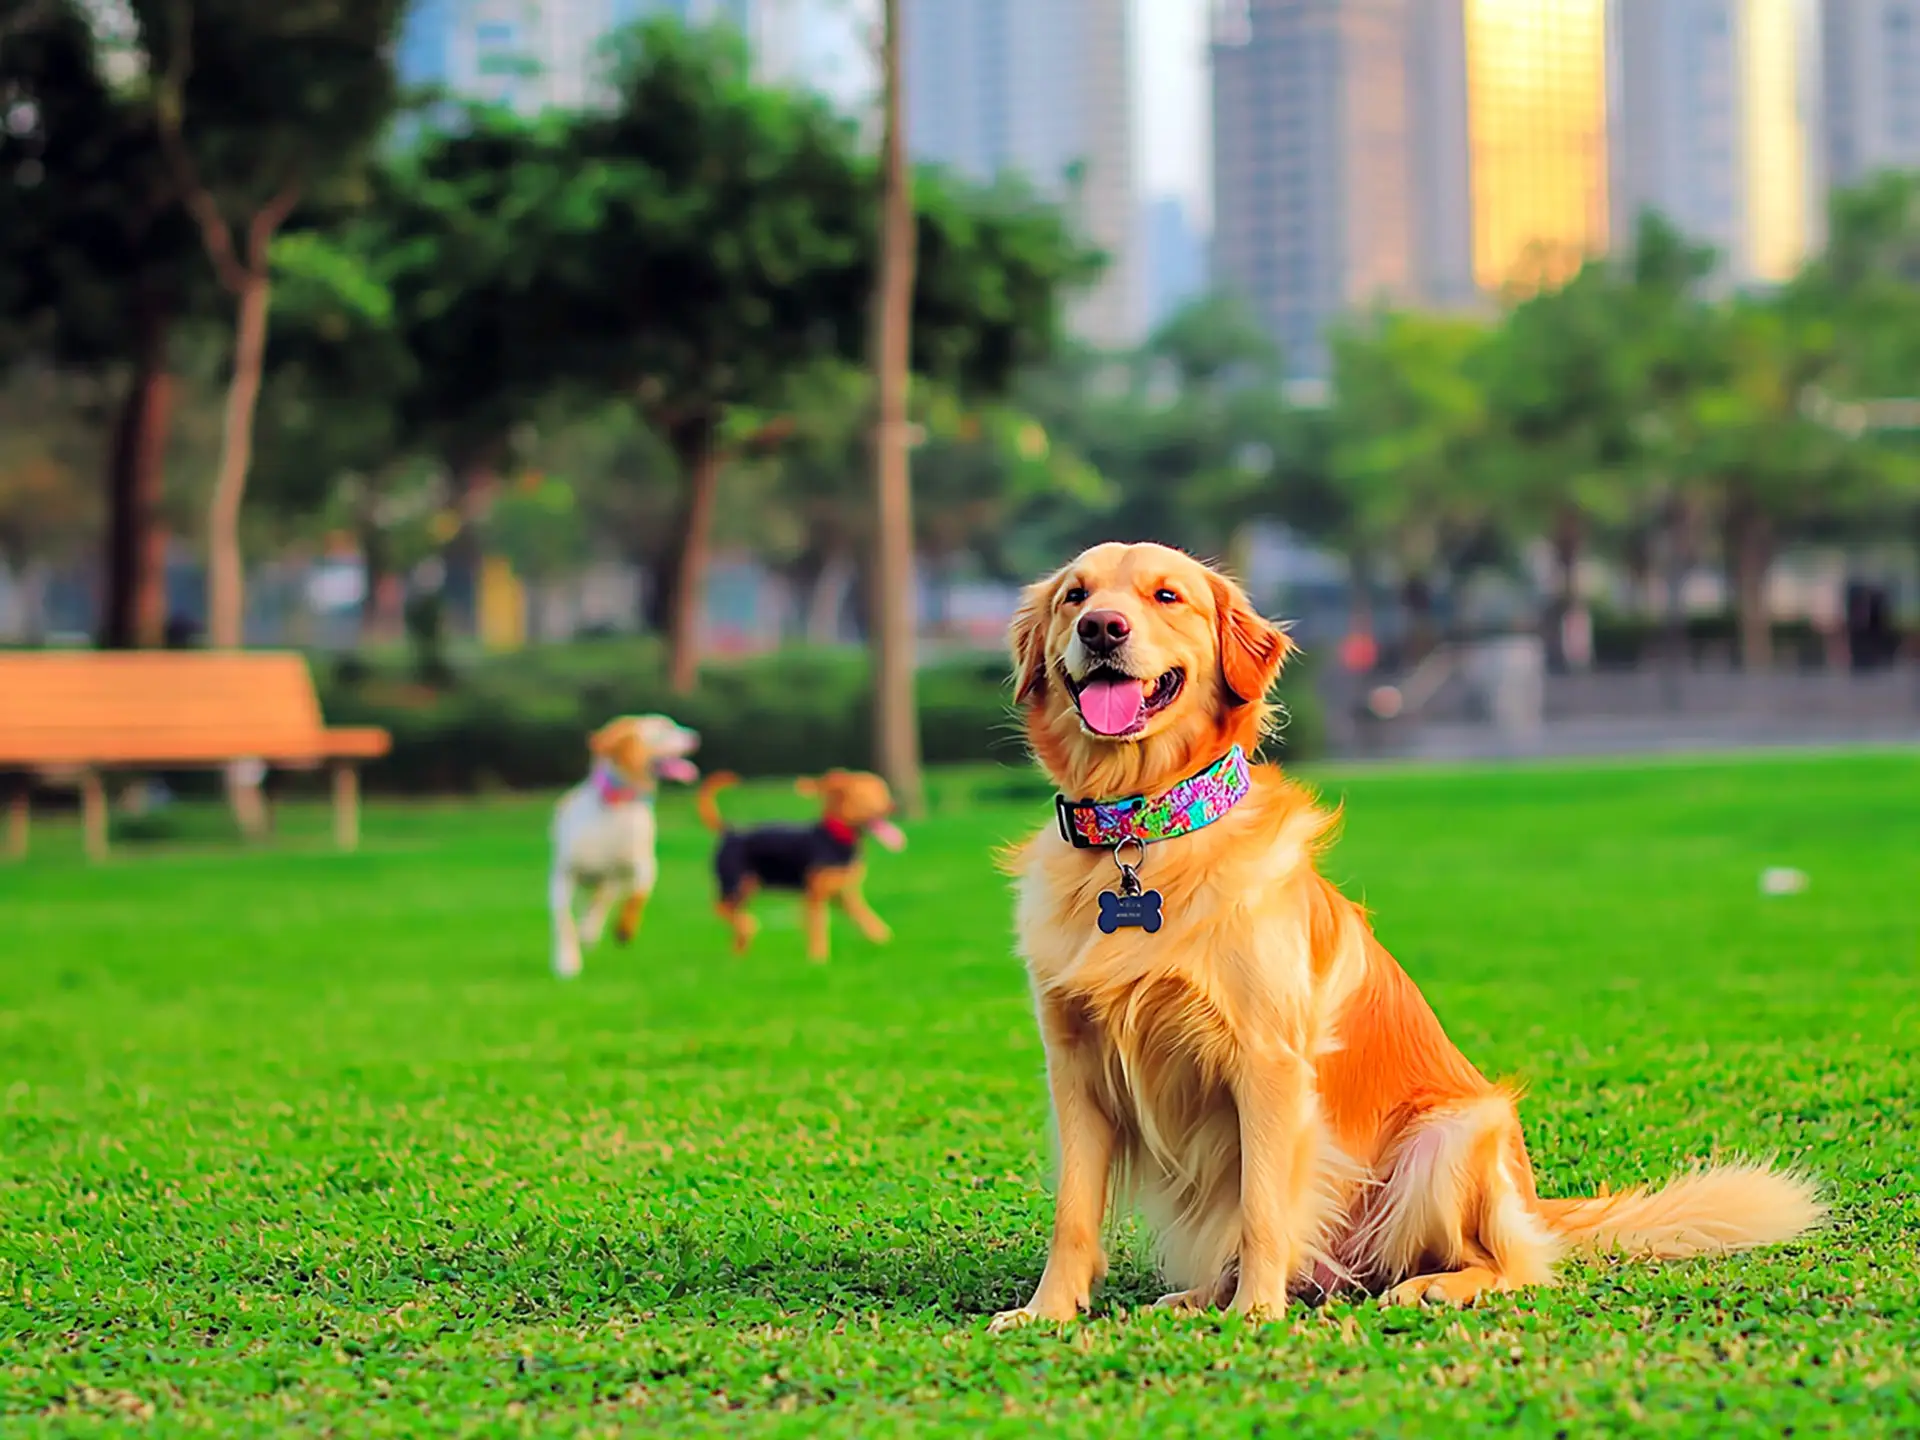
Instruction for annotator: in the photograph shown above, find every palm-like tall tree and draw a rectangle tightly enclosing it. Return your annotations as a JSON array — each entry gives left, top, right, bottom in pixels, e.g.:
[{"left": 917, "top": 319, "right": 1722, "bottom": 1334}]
[{"left": 870, "top": 0, "right": 924, "bottom": 816}]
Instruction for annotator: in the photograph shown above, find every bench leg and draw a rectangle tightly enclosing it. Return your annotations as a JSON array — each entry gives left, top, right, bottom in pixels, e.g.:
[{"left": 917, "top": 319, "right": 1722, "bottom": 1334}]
[
  {"left": 80, "top": 770, "right": 108, "bottom": 861},
  {"left": 227, "top": 761, "right": 270, "bottom": 840},
  {"left": 6, "top": 784, "right": 26, "bottom": 860},
  {"left": 332, "top": 764, "right": 361, "bottom": 851}
]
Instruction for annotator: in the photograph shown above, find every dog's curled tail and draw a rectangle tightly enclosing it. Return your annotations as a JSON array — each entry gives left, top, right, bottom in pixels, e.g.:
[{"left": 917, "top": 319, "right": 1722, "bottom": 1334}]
[
  {"left": 697, "top": 772, "right": 740, "bottom": 832},
  {"left": 1538, "top": 1162, "right": 1822, "bottom": 1261}
]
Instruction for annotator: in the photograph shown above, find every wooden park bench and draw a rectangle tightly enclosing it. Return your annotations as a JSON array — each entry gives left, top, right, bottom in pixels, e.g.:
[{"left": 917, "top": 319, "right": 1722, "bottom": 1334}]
[{"left": 0, "top": 651, "right": 390, "bottom": 860}]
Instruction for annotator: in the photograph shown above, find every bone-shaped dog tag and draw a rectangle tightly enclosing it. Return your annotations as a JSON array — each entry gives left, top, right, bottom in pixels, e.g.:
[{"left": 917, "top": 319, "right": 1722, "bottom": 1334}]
[{"left": 1097, "top": 888, "right": 1163, "bottom": 934}]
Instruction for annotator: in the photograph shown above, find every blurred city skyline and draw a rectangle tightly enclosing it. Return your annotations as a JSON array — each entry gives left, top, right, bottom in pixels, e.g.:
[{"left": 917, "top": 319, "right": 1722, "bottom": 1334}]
[{"left": 390, "top": 1, "right": 1920, "bottom": 374}]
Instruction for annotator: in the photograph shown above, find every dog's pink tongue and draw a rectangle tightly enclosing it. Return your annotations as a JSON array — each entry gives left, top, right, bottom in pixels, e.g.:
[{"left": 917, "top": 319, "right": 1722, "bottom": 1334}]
[
  {"left": 655, "top": 757, "right": 699, "bottom": 784},
  {"left": 866, "top": 819, "right": 906, "bottom": 852},
  {"left": 1077, "top": 676, "right": 1147, "bottom": 735}
]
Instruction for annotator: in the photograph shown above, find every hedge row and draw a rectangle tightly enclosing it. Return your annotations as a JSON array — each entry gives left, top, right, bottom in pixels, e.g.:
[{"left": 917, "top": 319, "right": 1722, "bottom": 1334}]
[
  {"left": 317, "top": 641, "right": 1324, "bottom": 793},
  {"left": 1587, "top": 613, "right": 1896, "bottom": 669}
]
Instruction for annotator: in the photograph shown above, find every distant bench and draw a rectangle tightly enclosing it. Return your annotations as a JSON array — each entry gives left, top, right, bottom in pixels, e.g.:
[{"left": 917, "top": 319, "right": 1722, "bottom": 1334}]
[{"left": 0, "top": 651, "right": 390, "bottom": 860}]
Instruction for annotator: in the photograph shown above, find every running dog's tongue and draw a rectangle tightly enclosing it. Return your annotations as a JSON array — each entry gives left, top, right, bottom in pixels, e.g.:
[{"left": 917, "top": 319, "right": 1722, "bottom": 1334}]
[{"left": 1076, "top": 676, "right": 1147, "bottom": 735}]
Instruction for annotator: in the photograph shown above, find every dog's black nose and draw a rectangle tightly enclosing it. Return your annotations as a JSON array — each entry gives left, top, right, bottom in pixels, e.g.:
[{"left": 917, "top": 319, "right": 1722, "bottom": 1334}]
[{"left": 1077, "top": 609, "right": 1131, "bottom": 654}]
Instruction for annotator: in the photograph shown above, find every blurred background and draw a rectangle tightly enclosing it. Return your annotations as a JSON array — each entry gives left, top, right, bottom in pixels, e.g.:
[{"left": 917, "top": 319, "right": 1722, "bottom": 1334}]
[{"left": 4, "top": 0, "right": 1920, "bottom": 804}]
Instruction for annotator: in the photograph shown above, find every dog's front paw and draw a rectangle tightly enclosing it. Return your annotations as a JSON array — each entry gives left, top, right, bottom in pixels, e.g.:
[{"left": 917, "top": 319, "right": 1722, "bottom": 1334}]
[
  {"left": 1229, "top": 1286, "right": 1291, "bottom": 1322},
  {"left": 552, "top": 951, "right": 582, "bottom": 980},
  {"left": 866, "top": 922, "right": 893, "bottom": 945},
  {"left": 988, "top": 1289, "right": 1084, "bottom": 1334},
  {"left": 988, "top": 1304, "right": 1074, "bottom": 1335},
  {"left": 1152, "top": 1286, "right": 1210, "bottom": 1313}
]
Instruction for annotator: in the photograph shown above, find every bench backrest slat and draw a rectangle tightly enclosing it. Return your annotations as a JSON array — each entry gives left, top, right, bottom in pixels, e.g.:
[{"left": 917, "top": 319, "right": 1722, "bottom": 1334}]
[{"left": 0, "top": 652, "right": 335, "bottom": 763}]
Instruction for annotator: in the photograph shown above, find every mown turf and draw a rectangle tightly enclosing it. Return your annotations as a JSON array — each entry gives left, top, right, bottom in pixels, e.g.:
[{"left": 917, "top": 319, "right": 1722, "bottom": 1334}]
[{"left": 2, "top": 752, "right": 1918, "bottom": 1436}]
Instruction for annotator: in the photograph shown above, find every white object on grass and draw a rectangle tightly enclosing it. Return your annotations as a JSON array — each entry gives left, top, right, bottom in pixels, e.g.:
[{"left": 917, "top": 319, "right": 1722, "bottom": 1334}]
[{"left": 1760, "top": 867, "right": 1808, "bottom": 896}]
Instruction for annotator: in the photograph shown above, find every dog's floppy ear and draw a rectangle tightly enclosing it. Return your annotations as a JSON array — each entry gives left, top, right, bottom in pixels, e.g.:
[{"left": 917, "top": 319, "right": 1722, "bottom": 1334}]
[
  {"left": 587, "top": 719, "right": 626, "bottom": 757},
  {"left": 794, "top": 775, "right": 822, "bottom": 797},
  {"left": 1009, "top": 571, "right": 1061, "bottom": 705},
  {"left": 1208, "top": 571, "right": 1292, "bottom": 705}
]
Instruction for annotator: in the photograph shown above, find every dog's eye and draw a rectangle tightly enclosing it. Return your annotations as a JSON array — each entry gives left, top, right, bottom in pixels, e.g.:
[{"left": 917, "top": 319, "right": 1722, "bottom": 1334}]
[
  {"left": 1062, "top": 586, "right": 1089, "bottom": 605},
  {"left": 1154, "top": 589, "right": 1180, "bottom": 605}
]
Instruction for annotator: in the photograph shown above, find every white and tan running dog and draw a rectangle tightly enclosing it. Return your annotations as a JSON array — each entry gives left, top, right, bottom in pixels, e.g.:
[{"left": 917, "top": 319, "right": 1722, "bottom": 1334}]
[{"left": 550, "top": 714, "right": 700, "bottom": 978}]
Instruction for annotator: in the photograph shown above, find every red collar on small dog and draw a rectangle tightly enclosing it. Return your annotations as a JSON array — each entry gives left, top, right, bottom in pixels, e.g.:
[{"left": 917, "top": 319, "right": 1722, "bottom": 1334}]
[
  {"left": 591, "top": 763, "right": 645, "bottom": 806},
  {"left": 822, "top": 817, "right": 858, "bottom": 846}
]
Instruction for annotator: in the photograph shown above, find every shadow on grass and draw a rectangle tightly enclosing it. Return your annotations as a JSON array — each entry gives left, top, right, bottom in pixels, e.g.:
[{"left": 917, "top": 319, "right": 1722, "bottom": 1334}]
[{"left": 214, "top": 1215, "right": 1170, "bottom": 1325}]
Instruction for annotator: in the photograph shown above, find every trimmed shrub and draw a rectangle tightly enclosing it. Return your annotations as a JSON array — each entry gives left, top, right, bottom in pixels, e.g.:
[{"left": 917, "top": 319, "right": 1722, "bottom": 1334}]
[{"left": 317, "top": 641, "right": 1324, "bottom": 793}]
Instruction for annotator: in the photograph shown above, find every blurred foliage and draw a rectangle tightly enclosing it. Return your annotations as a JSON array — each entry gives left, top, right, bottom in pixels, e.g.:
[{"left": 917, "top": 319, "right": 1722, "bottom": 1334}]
[
  {"left": 8, "top": 1, "right": 1920, "bottom": 691},
  {"left": 316, "top": 641, "right": 1324, "bottom": 792}
]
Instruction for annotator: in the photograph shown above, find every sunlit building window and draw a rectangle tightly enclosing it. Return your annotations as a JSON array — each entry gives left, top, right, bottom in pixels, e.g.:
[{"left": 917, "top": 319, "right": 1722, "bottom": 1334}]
[{"left": 1462, "top": 0, "right": 1610, "bottom": 293}]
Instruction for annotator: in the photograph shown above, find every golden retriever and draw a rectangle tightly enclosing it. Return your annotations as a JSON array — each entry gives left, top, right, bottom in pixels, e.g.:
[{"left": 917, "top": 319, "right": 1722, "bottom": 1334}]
[{"left": 990, "top": 542, "right": 1818, "bottom": 1329}]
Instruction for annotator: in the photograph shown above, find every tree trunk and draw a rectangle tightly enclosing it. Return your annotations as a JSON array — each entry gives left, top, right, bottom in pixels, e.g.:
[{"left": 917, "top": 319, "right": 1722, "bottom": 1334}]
[
  {"left": 102, "top": 296, "right": 174, "bottom": 649},
  {"left": 1728, "top": 498, "right": 1773, "bottom": 673},
  {"left": 441, "top": 442, "right": 504, "bottom": 639},
  {"left": 357, "top": 506, "right": 391, "bottom": 645},
  {"left": 198, "top": 193, "right": 291, "bottom": 840},
  {"left": 1547, "top": 506, "right": 1587, "bottom": 672},
  {"left": 1402, "top": 573, "right": 1437, "bottom": 664},
  {"left": 206, "top": 268, "right": 272, "bottom": 650},
  {"left": 1659, "top": 492, "right": 1693, "bottom": 708},
  {"left": 641, "top": 564, "right": 670, "bottom": 635},
  {"left": 805, "top": 548, "right": 855, "bottom": 644},
  {"left": 665, "top": 418, "right": 721, "bottom": 695},
  {"left": 11, "top": 557, "right": 50, "bottom": 644},
  {"left": 870, "top": 0, "right": 924, "bottom": 817}
]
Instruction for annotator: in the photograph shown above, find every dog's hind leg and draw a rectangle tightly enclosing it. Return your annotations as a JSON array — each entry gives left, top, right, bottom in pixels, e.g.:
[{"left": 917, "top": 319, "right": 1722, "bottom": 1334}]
[
  {"left": 616, "top": 854, "right": 658, "bottom": 946},
  {"left": 615, "top": 888, "right": 648, "bottom": 944},
  {"left": 716, "top": 879, "right": 759, "bottom": 955},
  {"left": 550, "top": 869, "right": 583, "bottom": 978},
  {"left": 1356, "top": 1093, "right": 1562, "bottom": 1309}
]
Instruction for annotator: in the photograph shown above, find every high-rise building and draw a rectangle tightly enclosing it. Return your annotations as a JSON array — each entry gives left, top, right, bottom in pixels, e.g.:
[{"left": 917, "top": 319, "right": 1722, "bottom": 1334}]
[
  {"left": 1822, "top": 0, "right": 1920, "bottom": 187},
  {"left": 902, "top": 0, "right": 1141, "bottom": 347},
  {"left": 1453, "top": 0, "right": 1610, "bottom": 293},
  {"left": 1611, "top": 0, "right": 1814, "bottom": 285},
  {"left": 1211, "top": 0, "right": 1419, "bottom": 376},
  {"left": 395, "top": 0, "right": 802, "bottom": 114},
  {"left": 1211, "top": 0, "right": 1612, "bottom": 374}
]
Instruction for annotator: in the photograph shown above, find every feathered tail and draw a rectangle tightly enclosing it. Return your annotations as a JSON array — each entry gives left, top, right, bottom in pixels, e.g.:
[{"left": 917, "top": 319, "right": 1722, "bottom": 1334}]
[
  {"left": 696, "top": 772, "right": 739, "bottom": 833},
  {"left": 1538, "top": 1163, "right": 1822, "bottom": 1261}
]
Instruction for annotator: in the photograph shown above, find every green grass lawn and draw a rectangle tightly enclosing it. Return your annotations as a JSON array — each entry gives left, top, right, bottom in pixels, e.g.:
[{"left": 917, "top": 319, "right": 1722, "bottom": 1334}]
[{"left": 3, "top": 753, "right": 1918, "bottom": 1436}]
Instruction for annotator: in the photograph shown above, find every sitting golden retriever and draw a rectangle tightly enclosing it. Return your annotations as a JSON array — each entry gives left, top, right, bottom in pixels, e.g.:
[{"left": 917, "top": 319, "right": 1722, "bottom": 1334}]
[{"left": 991, "top": 542, "right": 1818, "bottom": 1330}]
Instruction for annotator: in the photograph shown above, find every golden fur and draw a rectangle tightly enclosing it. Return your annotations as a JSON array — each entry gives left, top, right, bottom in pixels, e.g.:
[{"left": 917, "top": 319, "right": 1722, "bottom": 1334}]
[{"left": 990, "top": 543, "right": 1820, "bottom": 1329}]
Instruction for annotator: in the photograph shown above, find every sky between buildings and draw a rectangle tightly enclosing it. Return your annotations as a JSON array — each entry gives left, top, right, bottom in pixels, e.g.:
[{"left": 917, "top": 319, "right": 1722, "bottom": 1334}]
[{"left": 805, "top": 0, "right": 1212, "bottom": 225}]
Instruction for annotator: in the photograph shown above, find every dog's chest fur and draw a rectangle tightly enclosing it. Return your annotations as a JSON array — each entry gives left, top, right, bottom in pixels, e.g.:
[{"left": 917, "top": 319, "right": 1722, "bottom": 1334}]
[
  {"left": 1013, "top": 779, "right": 1353, "bottom": 1108},
  {"left": 553, "top": 782, "right": 659, "bottom": 881}
]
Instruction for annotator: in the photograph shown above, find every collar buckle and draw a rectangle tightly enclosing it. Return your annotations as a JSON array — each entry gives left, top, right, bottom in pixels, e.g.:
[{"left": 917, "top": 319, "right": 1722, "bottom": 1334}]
[{"left": 1055, "top": 793, "right": 1084, "bottom": 848}]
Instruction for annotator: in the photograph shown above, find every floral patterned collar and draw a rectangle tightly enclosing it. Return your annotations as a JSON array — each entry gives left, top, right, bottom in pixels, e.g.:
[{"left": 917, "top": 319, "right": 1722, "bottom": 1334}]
[
  {"left": 1054, "top": 746, "right": 1252, "bottom": 850},
  {"left": 591, "top": 763, "right": 649, "bottom": 807}
]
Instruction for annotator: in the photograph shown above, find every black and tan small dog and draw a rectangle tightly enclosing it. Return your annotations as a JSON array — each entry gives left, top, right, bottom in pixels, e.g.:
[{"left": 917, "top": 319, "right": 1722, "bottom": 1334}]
[{"left": 697, "top": 770, "right": 905, "bottom": 961}]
